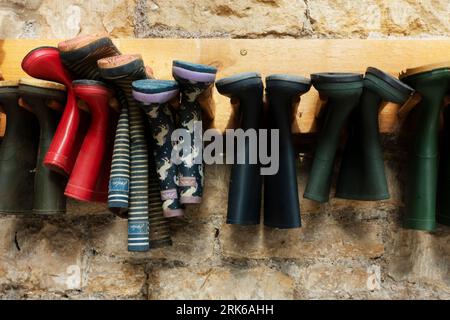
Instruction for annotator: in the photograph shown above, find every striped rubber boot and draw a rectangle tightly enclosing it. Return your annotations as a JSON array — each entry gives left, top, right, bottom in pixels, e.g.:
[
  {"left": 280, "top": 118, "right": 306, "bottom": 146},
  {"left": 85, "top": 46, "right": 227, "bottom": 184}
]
[
  {"left": 132, "top": 79, "right": 184, "bottom": 218},
  {"left": 58, "top": 34, "right": 120, "bottom": 80},
  {"left": 172, "top": 60, "right": 217, "bottom": 204},
  {"left": 99, "top": 54, "right": 171, "bottom": 251}
]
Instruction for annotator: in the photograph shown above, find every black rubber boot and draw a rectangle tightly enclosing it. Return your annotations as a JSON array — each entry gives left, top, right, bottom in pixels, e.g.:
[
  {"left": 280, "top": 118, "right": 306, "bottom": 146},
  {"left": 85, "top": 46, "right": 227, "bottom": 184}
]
[
  {"left": 0, "top": 81, "right": 39, "bottom": 214},
  {"left": 216, "top": 73, "right": 264, "bottom": 225},
  {"left": 336, "top": 67, "right": 415, "bottom": 200},
  {"left": 304, "top": 73, "right": 364, "bottom": 203},
  {"left": 18, "top": 78, "right": 67, "bottom": 214},
  {"left": 264, "top": 74, "right": 311, "bottom": 229}
]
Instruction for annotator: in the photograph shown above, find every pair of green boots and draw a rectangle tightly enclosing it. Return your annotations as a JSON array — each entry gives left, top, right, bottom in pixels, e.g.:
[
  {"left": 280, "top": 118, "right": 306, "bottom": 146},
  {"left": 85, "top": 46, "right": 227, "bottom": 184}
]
[
  {"left": 400, "top": 62, "right": 450, "bottom": 231},
  {"left": 304, "top": 68, "right": 415, "bottom": 203},
  {"left": 0, "top": 78, "right": 66, "bottom": 215}
]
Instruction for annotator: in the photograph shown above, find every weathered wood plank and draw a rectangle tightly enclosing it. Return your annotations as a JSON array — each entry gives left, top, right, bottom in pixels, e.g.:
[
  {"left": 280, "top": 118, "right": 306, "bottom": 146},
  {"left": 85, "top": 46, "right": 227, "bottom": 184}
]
[{"left": 1, "top": 39, "right": 449, "bottom": 134}]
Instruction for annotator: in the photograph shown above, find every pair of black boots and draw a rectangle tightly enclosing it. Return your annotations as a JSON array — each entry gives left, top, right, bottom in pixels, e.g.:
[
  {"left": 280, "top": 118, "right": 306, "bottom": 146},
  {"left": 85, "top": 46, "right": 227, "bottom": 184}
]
[
  {"left": 216, "top": 73, "right": 311, "bottom": 229},
  {"left": 304, "top": 68, "right": 414, "bottom": 203},
  {"left": 0, "top": 79, "right": 67, "bottom": 215}
]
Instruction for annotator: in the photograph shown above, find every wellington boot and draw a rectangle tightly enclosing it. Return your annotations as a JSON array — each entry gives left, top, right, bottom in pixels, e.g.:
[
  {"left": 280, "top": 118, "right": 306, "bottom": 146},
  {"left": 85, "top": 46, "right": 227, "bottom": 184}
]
[
  {"left": 336, "top": 67, "right": 415, "bottom": 200},
  {"left": 264, "top": 74, "right": 311, "bottom": 229},
  {"left": 400, "top": 62, "right": 450, "bottom": 230},
  {"left": 439, "top": 91, "right": 450, "bottom": 226},
  {"left": 58, "top": 34, "right": 120, "bottom": 80},
  {"left": 0, "top": 81, "right": 39, "bottom": 214},
  {"left": 132, "top": 79, "right": 184, "bottom": 217},
  {"left": 21, "top": 46, "right": 88, "bottom": 176},
  {"left": 304, "top": 73, "right": 364, "bottom": 203},
  {"left": 216, "top": 72, "right": 264, "bottom": 225},
  {"left": 65, "top": 80, "right": 118, "bottom": 202},
  {"left": 99, "top": 54, "right": 171, "bottom": 251},
  {"left": 18, "top": 78, "right": 67, "bottom": 214},
  {"left": 172, "top": 61, "right": 217, "bottom": 204}
]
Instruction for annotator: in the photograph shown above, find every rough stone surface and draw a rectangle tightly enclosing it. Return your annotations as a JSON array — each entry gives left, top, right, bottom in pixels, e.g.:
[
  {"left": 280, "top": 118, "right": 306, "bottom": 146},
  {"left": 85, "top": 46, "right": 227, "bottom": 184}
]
[
  {"left": 1, "top": 0, "right": 450, "bottom": 300},
  {"left": 0, "top": 0, "right": 449, "bottom": 39},
  {"left": 147, "top": 265, "right": 294, "bottom": 299}
]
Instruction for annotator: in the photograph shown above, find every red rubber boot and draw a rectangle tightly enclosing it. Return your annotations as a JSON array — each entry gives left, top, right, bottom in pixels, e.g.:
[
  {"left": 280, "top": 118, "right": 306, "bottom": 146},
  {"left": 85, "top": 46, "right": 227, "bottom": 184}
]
[
  {"left": 21, "top": 46, "right": 88, "bottom": 176},
  {"left": 65, "top": 80, "right": 117, "bottom": 202}
]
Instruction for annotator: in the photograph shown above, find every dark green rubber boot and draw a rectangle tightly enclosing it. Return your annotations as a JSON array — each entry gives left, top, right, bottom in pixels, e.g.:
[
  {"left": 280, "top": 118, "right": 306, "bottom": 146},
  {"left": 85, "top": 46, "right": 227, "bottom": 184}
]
[
  {"left": 400, "top": 62, "right": 450, "bottom": 231},
  {"left": 436, "top": 72, "right": 450, "bottom": 227},
  {"left": 336, "top": 67, "right": 415, "bottom": 200},
  {"left": 0, "top": 80, "right": 39, "bottom": 214},
  {"left": 216, "top": 73, "right": 264, "bottom": 225},
  {"left": 19, "top": 78, "right": 67, "bottom": 214},
  {"left": 264, "top": 74, "right": 311, "bottom": 229},
  {"left": 304, "top": 73, "right": 364, "bottom": 203}
]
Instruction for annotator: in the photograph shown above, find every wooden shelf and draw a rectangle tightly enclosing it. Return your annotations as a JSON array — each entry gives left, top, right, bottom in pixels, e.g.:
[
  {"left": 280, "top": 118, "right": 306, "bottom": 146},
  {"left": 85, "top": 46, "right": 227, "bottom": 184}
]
[{"left": 1, "top": 39, "right": 449, "bottom": 136}]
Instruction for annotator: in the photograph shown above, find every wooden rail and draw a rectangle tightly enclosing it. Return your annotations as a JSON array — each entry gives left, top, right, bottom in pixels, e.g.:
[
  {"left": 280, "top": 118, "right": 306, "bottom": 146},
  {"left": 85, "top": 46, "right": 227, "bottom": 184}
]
[{"left": 1, "top": 39, "right": 449, "bottom": 136}]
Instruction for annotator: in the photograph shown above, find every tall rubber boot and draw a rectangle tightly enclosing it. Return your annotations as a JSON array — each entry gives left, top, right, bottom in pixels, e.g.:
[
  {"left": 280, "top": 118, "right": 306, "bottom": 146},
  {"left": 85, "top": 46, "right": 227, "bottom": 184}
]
[
  {"left": 216, "top": 73, "right": 264, "bottom": 225},
  {"left": 64, "top": 80, "right": 118, "bottom": 202},
  {"left": 99, "top": 54, "right": 171, "bottom": 251},
  {"left": 336, "top": 67, "right": 415, "bottom": 200},
  {"left": 439, "top": 91, "right": 450, "bottom": 226},
  {"left": 21, "top": 46, "right": 88, "bottom": 176},
  {"left": 18, "top": 78, "right": 67, "bottom": 214},
  {"left": 172, "top": 61, "right": 217, "bottom": 204},
  {"left": 304, "top": 73, "right": 364, "bottom": 203},
  {"left": 132, "top": 79, "right": 184, "bottom": 217},
  {"left": 400, "top": 62, "right": 450, "bottom": 231},
  {"left": 264, "top": 74, "right": 311, "bottom": 228},
  {"left": 58, "top": 34, "right": 120, "bottom": 80},
  {"left": 0, "top": 80, "right": 39, "bottom": 214},
  {"left": 59, "top": 34, "right": 122, "bottom": 201}
]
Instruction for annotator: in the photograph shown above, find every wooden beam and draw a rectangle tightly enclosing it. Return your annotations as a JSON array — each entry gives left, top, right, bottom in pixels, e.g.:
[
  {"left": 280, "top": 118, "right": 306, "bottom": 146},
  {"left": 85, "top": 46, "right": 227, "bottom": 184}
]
[{"left": 0, "top": 39, "right": 449, "bottom": 135}]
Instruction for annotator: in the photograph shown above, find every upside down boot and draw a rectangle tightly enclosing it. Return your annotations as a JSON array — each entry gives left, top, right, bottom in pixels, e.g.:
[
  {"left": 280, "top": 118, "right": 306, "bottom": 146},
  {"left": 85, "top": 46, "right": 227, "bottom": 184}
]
[
  {"left": 216, "top": 73, "right": 264, "bottom": 225},
  {"left": 0, "top": 81, "right": 39, "bottom": 214},
  {"left": 336, "top": 67, "right": 415, "bottom": 200},
  {"left": 439, "top": 90, "right": 450, "bottom": 226},
  {"left": 58, "top": 34, "right": 120, "bottom": 80},
  {"left": 400, "top": 62, "right": 450, "bottom": 230},
  {"left": 21, "top": 46, "right": 88, "bottom": 176},
  {"left": 401, "top": 63, "right": 450, "bottom": 231},
  {"left": 132, "top": 79, "right": 184, "bottom": 217},
  {"left": 264, "top": 74, "right": 311, "bottom": 229},
  {"left": 304, "top": 73, "right": 364, "bottom": 203},
  {"left": 99, "top": 54, "right": 171, "bottom": 251},
  {"left": 172, "top": 61, "right": 217, "bottom": 204},
  {"left": 65, "top": 80, "right": 118, "bottom": 202},
  {"left": 18, "top": 78, "right": 67, "bottom": 214}
]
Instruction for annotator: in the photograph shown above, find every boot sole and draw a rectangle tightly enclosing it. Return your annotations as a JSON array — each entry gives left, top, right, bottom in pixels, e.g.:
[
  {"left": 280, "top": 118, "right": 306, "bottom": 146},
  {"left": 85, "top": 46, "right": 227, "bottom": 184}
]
[
  {"left": 98, "top": 54, "right": 144, "bottom": 79},
  {"left": 172, "top": 60, "right": 217, "bottom": 83},
  {"left": 132, "top": 79, "right": 179, "bottom": 104},
  {"left": 216, "top": 72, "right": 262, "bottom": 94}
]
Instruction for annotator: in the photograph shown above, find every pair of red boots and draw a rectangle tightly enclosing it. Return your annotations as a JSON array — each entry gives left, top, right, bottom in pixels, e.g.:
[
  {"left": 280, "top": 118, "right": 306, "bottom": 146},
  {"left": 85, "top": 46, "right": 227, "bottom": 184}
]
[{"left": 21, "top": 44, "right": 118, "bottom": 203}]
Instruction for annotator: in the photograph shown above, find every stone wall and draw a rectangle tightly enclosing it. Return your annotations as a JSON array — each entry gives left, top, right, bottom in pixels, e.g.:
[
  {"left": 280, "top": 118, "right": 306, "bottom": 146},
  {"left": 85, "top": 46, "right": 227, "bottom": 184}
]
[{"left": 0, "top": 0, "right": 449, "bottom": 300}]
